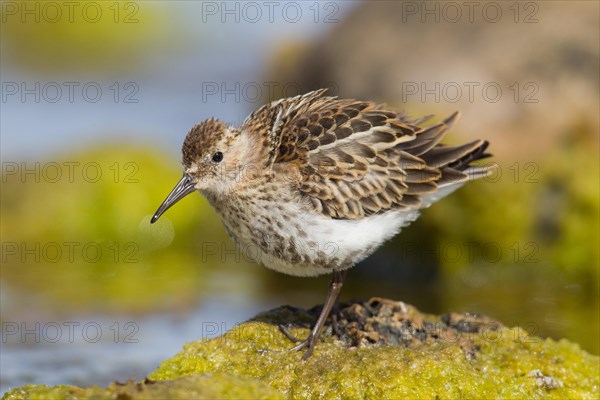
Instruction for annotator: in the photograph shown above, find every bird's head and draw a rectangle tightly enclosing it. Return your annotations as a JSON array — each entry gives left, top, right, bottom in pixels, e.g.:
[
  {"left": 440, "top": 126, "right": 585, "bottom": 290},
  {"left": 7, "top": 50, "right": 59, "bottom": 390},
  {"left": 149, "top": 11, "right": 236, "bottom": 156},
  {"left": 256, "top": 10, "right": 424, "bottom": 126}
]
[{"left": 151, "top": 118, "right": 258, "bottom": 223}]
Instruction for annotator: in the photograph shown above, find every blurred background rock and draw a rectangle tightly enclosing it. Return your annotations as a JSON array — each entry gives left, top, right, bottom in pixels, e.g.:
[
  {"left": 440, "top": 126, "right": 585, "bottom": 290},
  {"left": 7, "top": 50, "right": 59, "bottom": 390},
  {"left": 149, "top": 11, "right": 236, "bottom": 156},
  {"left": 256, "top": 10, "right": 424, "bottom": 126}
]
[{"left": 1, "top": 0, "right": 598, "bottom": 392}]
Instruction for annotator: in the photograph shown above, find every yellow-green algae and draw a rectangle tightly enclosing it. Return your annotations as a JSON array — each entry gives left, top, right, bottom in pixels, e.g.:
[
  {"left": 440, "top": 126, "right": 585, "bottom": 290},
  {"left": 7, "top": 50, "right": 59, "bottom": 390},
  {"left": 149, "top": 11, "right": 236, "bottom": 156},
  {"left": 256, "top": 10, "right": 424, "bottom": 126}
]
[
  {"left": 3, "top": 374, "right": 284, "bottom": 400},
  {"left": 3, "top": 302, "right": 598, "bottom": 400}
]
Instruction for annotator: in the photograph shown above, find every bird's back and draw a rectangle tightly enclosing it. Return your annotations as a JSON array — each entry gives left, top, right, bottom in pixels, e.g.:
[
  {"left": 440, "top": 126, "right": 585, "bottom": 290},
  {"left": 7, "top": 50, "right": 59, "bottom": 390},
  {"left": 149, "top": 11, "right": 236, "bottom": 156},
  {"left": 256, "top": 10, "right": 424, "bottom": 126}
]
[{"left": 243, "top": 89, "right": 493, "bottom": 221}]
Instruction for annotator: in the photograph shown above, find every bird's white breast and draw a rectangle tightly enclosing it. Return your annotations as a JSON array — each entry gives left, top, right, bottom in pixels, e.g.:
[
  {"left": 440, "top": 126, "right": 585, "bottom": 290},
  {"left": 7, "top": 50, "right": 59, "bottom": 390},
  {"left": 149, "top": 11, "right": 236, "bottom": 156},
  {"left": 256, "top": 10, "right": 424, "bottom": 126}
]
[
  {"left": 212, "top": 192, "right": 419, "bottom": 277},
  {"left": 203, "top": 173, "right": 468, "bottom": 277}
]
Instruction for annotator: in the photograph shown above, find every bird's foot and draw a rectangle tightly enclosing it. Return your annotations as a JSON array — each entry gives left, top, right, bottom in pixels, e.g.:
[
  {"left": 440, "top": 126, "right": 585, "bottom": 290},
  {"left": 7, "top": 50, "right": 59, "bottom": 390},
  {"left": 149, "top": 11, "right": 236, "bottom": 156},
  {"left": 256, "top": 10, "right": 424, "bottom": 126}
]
[
  {"left": 288, "top": 333, "right": 317, "bottom": 360},
  {"left": 278, "top": 324, "right": 318, "bottom": 360}
]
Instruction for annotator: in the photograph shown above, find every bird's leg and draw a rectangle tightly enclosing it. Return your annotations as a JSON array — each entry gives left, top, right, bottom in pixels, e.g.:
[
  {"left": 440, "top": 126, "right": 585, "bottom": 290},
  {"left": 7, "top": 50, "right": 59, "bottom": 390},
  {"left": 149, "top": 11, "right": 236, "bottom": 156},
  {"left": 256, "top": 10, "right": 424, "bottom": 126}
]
[{"left": 286, "top": 270, "right": 346, "bottom": 360}]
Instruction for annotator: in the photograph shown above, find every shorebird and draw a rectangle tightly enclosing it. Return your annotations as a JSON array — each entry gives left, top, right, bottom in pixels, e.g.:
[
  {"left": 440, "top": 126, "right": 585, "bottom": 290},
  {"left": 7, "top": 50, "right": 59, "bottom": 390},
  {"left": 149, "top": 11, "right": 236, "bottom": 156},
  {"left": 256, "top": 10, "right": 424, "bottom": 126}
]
[{"left": 151, "top": 89, "right": 493, "bottom": 359}]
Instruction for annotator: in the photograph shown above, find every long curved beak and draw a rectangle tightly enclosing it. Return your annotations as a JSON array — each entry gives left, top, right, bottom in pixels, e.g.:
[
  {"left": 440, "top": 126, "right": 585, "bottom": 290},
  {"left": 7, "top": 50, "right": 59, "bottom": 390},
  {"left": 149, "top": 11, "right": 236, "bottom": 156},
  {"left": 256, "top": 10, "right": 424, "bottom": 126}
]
[{"left": 151, "top": 174, "right": 197, "bottom": 223}]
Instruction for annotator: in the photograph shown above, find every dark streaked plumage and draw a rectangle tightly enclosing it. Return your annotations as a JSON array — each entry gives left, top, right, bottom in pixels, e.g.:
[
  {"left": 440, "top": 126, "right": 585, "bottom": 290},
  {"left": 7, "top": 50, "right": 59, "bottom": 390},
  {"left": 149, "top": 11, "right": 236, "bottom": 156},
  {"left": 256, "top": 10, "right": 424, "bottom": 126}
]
[
  {"left": 240, "top": 89, "right": 491, "bottom": 219},
  {"left": 152, "top": 89, "right": 495, "bottom": 359}
]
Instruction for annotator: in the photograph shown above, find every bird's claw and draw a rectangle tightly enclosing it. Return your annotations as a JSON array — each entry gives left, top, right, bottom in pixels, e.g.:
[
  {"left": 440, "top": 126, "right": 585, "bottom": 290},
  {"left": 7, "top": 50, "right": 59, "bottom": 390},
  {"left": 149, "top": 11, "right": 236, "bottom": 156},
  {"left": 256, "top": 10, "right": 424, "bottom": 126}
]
[
  {"left": 289, "top": 335, "right": 316, "bottom": 360},
  {"left": 278, "top": 324, "right": 317, "bottom": 360}
]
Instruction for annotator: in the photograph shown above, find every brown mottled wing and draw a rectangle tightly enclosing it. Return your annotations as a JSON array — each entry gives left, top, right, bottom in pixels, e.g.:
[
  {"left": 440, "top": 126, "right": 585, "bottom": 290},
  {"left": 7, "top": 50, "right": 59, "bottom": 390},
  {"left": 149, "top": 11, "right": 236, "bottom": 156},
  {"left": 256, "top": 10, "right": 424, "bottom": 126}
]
[
  {"left": 241, "top": 89, "right": 330, "bottom": 168},
  {"left": 270, "top": 90, "right": 492, "bottom": 219}
]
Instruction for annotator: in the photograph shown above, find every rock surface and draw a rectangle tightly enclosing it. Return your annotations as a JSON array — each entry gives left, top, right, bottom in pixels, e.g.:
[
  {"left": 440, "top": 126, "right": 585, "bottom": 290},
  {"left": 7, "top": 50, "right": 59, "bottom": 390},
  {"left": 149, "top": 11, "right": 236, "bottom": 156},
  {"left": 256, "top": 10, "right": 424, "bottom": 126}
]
[{"left": 3, "top": 298, "right": 599, "bottom": 399}]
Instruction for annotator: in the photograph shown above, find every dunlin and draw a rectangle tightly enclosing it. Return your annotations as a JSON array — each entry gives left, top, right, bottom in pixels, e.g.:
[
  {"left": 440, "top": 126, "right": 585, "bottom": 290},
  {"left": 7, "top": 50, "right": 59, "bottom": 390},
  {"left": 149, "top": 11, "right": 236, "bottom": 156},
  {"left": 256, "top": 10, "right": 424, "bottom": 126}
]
[{"left": 151, "top": 89, "right": 493, "bottom": 359}]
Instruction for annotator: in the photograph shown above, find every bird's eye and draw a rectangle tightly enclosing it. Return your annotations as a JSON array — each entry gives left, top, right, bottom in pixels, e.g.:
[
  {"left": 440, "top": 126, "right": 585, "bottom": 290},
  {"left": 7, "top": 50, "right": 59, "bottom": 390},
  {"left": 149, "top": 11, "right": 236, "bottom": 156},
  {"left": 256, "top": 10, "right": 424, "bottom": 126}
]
[{"left": 212, "top": 151, "right": 224, "bottom": 163}]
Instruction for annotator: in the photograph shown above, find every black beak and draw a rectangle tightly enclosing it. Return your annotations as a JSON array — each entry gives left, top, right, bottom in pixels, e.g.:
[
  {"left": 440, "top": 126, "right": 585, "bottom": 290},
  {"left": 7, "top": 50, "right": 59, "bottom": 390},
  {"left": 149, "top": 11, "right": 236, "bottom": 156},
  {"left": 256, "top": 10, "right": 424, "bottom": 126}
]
[{"left": 151, "top": 174, "right": 197, "bottom": 223}]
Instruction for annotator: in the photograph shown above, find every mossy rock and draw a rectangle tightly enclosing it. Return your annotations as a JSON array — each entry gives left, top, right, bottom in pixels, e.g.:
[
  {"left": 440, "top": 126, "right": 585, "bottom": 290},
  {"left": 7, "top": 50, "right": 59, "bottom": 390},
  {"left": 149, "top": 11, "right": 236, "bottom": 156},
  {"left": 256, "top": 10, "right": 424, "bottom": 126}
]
[{"left": 3, "top": 299, "right": 598, "bottom": 399}]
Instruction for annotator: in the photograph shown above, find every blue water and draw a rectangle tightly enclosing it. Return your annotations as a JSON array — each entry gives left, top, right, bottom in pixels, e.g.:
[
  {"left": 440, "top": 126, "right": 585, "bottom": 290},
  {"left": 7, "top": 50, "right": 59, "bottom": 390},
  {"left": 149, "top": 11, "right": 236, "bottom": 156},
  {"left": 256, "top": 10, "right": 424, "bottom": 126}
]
[{"left": 0, "top": 295, "right": 273, "bottom": 394}]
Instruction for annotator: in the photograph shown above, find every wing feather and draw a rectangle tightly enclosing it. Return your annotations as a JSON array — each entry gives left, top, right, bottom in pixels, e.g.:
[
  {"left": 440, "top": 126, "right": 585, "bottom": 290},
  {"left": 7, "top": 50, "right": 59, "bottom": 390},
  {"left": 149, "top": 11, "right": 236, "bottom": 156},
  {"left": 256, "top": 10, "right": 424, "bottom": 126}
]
[{"left": 253, "top": 90, "right": 493, "bottom": 219}]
